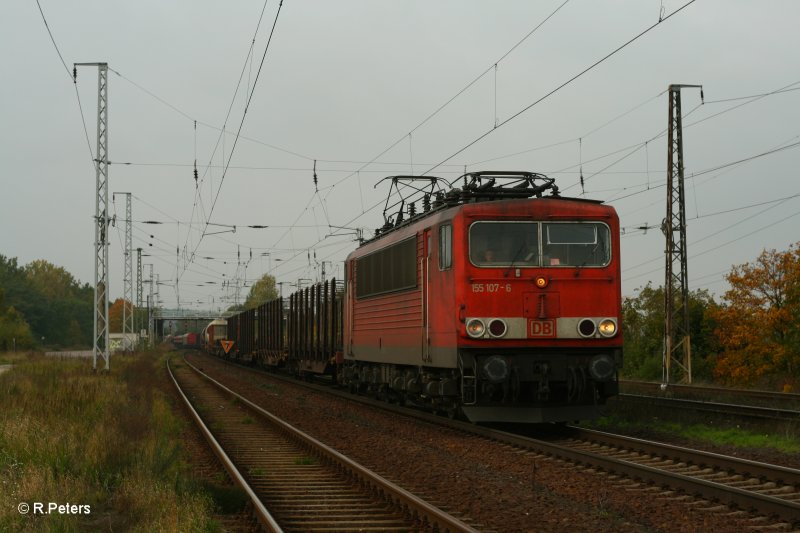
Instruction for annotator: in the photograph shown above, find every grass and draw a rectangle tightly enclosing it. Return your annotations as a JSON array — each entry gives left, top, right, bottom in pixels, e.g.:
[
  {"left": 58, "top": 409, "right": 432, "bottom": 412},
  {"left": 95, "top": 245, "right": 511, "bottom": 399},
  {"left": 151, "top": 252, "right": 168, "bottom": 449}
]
[
  {"left": 660, "top": 420, "right": 800, "bottom": 453},
  {"left": 0, "top": 350, "right": 219, "bottom": 532},
  {"left": 0, "top": 351, "right": 32, "bottom": 365},
  {"left": 586, "top": 404, "right": 800, "bottom": 455}
]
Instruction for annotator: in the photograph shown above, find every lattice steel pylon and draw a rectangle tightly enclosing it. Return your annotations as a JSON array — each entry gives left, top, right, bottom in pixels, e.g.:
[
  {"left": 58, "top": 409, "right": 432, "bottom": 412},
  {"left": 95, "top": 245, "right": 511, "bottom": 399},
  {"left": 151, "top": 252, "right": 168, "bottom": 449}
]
[
  {"left": 137, "top": 247, "right": 143, "bottom": 340},
  {"left": 147, "top": 264, "right": 154, "bottom": 347},
  {"left": 114, "top": 192, "right": 133, "bottom": 352},
  {"left": 123, "top": 193, "right": 133, "bottom": 350},
  {"left": 662, "top": 84, "right": 702, "bottom": 385},
  {"left": 76, "top": 62, "right": 110, "bottom": 371}
]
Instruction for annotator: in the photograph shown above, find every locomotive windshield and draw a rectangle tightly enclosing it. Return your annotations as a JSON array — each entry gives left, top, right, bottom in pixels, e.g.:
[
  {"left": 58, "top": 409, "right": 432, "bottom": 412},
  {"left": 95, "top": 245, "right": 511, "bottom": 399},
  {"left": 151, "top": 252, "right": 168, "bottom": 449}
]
[{"left": 469, "top": 221, "right": 610, "bottom": 267}]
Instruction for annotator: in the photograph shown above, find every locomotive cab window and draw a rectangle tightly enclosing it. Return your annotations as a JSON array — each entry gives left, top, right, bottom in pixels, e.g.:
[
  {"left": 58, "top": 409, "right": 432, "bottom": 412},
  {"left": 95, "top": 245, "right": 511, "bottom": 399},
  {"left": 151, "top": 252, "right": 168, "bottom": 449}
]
[
  {"left": 469, "top": 221, "right": 610, "bottom": 267},
  {"left": 543, "top": 222, "right": 610, "bottom": 267},
  {"left": 439, "top": 224, "right": 452, "bottom": 270},
  {"left": 469, "top": 222, "right": 539, "bottom": 267}
]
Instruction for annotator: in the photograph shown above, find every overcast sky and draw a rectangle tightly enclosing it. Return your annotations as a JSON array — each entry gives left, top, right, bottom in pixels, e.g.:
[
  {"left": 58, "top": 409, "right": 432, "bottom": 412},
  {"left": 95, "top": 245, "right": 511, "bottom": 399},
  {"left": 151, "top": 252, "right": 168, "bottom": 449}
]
[{"left": 2, "top": 0, "right": 799, "bottom": 312}]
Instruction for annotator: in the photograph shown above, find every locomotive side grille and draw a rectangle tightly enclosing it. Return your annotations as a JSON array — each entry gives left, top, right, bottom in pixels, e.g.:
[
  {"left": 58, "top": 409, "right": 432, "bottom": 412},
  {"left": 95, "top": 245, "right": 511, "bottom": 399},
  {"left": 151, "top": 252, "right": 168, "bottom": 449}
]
[{"left": 355, "top": 237, "right": 417, "bottom": 298}]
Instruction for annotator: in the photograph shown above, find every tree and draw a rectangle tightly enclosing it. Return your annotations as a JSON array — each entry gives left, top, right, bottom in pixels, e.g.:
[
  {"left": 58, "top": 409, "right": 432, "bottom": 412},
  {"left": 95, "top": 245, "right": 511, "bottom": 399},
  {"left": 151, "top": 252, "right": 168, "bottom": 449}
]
[
  {"left": 709, "top": 244, "right": 800, "bottom": 386},
  {"left": 24, "top": 259, "right": 82, "bottom": 300},
  {"left": 109, "top": 298, "right": 134, "bottom": 333},
  {"left": 0, "top": 255, "right": 93, "bottom": 349},
  {"left": 243, "top": 273, "right": 278, "bottom": 309},
  {"left": 622, "top": 283, "right": 719, "bottom": 381},
  {"left": 621, "top": 284, "right": 664, "bottom": 379},
  {"left": 0, "top": 306, "right": 34, "bottom": 351},
  {"left": 0, "top": 288, "right": 34, "bottom": 350}
]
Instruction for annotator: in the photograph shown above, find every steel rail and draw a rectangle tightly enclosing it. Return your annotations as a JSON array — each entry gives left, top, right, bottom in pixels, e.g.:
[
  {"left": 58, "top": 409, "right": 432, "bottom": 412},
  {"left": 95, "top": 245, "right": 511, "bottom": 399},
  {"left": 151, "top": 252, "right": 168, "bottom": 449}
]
[
  {"left": 180, "top": 355, "right": 480, "bottom": 533},
  {"left": 166, "top": 357, "right": 284, "bottom": 532},
  {"left": 459, "top": 426, "right": 800, "bottom": 524},
  {"left": 618, "top": 393, "right": 800, "bottom": 421},
  {"left": 571, "top": 427, "right": 800, "bottom": 485},
  {"left": 621, "top": 380, "right": 800, "bottom": 405},
  {"left": 191, "top": 353, "right": 800, "bottom": 526}
]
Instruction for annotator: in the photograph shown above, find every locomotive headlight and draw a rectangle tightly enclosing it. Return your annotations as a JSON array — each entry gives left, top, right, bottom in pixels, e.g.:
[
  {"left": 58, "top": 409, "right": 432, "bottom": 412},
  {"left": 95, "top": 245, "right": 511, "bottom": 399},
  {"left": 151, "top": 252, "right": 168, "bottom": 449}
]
[
  {"left": 598, "top": 319, "right": 617, "bottom": 337},
  {"left": 589, "top": 354, "right": 615, "bottom": 381},
  {"left": 578, "top": 318, "right": 596, "bottom": 338},
  {"left": 466, "top": 318, "right": 486, "bottom": 338},
  {"left": 488, "top": 319, "right": 507, "bottom": 338}
]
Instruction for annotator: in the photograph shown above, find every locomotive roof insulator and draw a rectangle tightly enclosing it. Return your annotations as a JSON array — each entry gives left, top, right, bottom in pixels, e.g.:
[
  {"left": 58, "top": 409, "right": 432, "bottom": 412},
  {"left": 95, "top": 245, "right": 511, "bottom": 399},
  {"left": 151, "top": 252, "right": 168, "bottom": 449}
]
[{"left": 422, "top": 193, "right": 431, "bottom": 212}]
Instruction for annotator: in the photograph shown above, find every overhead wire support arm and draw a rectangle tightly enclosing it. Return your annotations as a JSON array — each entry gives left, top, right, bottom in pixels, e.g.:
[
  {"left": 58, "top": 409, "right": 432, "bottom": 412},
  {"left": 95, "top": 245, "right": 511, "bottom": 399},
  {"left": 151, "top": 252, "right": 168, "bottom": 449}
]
[{"left": 327, "top": 225, "right": 365, "bottom": 244}]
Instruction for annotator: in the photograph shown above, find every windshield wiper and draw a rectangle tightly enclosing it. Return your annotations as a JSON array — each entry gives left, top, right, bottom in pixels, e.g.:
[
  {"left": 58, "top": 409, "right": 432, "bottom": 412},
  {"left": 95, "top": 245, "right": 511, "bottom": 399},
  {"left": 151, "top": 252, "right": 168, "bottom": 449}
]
[{"left": 504, "top": 243, "right": 527, "bottom": 278}]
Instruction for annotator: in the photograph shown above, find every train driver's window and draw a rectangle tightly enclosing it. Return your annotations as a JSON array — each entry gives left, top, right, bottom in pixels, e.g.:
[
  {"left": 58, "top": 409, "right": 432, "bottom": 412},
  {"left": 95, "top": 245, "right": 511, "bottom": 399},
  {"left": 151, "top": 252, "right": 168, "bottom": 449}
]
[
  {"left": 439, "top": 224, "right": 452, "bottom": 270},
  {"left": 469, "top": 221, "right": 538, "bottom": 266},
  {"left": 543, "top": 223, "right": 610, "bottom": 267}
]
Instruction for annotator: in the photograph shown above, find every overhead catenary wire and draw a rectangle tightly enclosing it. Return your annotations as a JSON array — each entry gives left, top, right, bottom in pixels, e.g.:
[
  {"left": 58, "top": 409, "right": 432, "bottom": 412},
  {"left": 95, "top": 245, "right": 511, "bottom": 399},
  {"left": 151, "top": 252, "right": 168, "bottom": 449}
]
[
  {"left": 624, "top": 207, "right": 800, "bottom": 284},
  {"left": 187, "top": 0, "right": 286, "bottom": 278},
  {"left": 421, "top": 0, "right": 698, "bottom": 176},
  {"left": 34, "top": 0, "right": 96, "bottom": 171},
  {"left": 311, "top": 0, "right": 572, "bottom": 207},
  {"left": 49, "top": 2, "right": 797, "bottom": 307},
  {"left": 35, "top": 0, "right": 71, "bottom": 79},
  {"left": 90, "top": 1, "right": 721, "bottom": 302},
  {"left": 297, "top": 2, "right": 695, "bottom": 258},
  {"left": 108, "top": 67, "right": 316, "bottom": 163}
]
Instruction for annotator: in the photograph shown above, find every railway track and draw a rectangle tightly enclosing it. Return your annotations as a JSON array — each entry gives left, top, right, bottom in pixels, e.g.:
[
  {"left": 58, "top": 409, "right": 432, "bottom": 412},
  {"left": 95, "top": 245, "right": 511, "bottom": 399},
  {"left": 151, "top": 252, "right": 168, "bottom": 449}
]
[
  {"left": 616, "top": 393, "right": 800, "bottom": 421},
  {"left": 168, "top": 356, "right": 480, "bottom": 533},
  {"left": 558, "top": 427, "right": 800, "bottom": 524},
  {"left": 431, "top": 420, "right": 800, "bottom": 526},
  {"left": 621, "top": 380, "right": 800, "bottom": 409},
  {"left": 188, "top": 352, "right": 800, "bottom": 528}
]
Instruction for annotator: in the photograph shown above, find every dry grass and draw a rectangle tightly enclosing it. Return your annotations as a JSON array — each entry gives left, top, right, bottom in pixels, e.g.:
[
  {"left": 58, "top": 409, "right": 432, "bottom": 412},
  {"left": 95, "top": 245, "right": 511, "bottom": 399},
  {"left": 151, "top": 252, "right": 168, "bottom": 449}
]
[{"left": 0, "top": 351, "right": 219, "bottom": 532}]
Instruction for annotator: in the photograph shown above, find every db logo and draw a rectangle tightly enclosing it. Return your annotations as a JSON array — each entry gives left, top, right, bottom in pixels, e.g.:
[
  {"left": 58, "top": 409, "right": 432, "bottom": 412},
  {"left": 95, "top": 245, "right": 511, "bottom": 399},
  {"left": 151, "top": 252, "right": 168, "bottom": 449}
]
[{"left": 529, "top": 319, "right": 556, "bottom": 338}]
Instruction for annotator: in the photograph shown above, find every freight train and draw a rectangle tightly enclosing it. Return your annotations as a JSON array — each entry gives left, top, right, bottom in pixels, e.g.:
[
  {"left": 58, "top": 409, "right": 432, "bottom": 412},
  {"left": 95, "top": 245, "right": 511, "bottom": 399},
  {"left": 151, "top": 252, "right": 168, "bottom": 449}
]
[
  {"left": 205, "top": 171, "right": 622, "bottom": 423},
  {"left": 171, "top": 331, "right": 201, "bottom": 349}
]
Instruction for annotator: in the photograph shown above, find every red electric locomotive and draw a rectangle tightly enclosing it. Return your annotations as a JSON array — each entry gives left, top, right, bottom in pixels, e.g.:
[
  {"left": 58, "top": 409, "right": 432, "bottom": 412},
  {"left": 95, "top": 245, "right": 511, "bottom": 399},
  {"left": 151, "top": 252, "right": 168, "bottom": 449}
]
[
  {"left": 173, "top": 331, "right": 201, "bottom": 349},
  {"left": 341, "top": 172, "right": 622, "bottom": 423}
]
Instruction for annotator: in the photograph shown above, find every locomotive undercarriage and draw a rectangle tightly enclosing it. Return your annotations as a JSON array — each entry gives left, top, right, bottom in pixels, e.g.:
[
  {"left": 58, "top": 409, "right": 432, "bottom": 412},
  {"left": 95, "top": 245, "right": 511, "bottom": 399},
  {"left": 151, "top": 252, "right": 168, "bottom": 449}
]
[{"left": 340, "top": 348, "right": 620, "bottom": 423}]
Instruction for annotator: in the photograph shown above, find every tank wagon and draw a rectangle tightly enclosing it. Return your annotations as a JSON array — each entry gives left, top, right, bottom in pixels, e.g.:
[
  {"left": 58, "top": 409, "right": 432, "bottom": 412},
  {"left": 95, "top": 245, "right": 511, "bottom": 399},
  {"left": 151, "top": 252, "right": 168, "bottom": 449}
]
[
  {"left": 209, "top": 171, "right": 623, "bottom": 423},
  {"left": 202, "top": 318, "right": 229, "bottom": 356}
]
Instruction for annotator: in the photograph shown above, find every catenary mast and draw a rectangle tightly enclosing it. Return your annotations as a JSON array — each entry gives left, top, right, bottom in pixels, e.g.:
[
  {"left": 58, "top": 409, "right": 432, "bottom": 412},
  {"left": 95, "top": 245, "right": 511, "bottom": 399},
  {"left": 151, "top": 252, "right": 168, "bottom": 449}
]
[
  {"left": 662, "top": 84, "right": 702, "bottom": 386},
  {"left": 75, "top": 62, "right": 110, "bottom": 370}
]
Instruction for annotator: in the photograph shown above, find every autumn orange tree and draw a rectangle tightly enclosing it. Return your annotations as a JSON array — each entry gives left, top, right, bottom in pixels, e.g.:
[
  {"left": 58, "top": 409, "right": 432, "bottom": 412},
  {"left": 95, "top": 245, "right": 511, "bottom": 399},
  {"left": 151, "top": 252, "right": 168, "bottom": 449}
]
[
  {"left": 109, "top": 298, "right": 134, "bottom": 333},
  {"left": 710, "top": 243, "right": 800, "bottom": 387}
]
